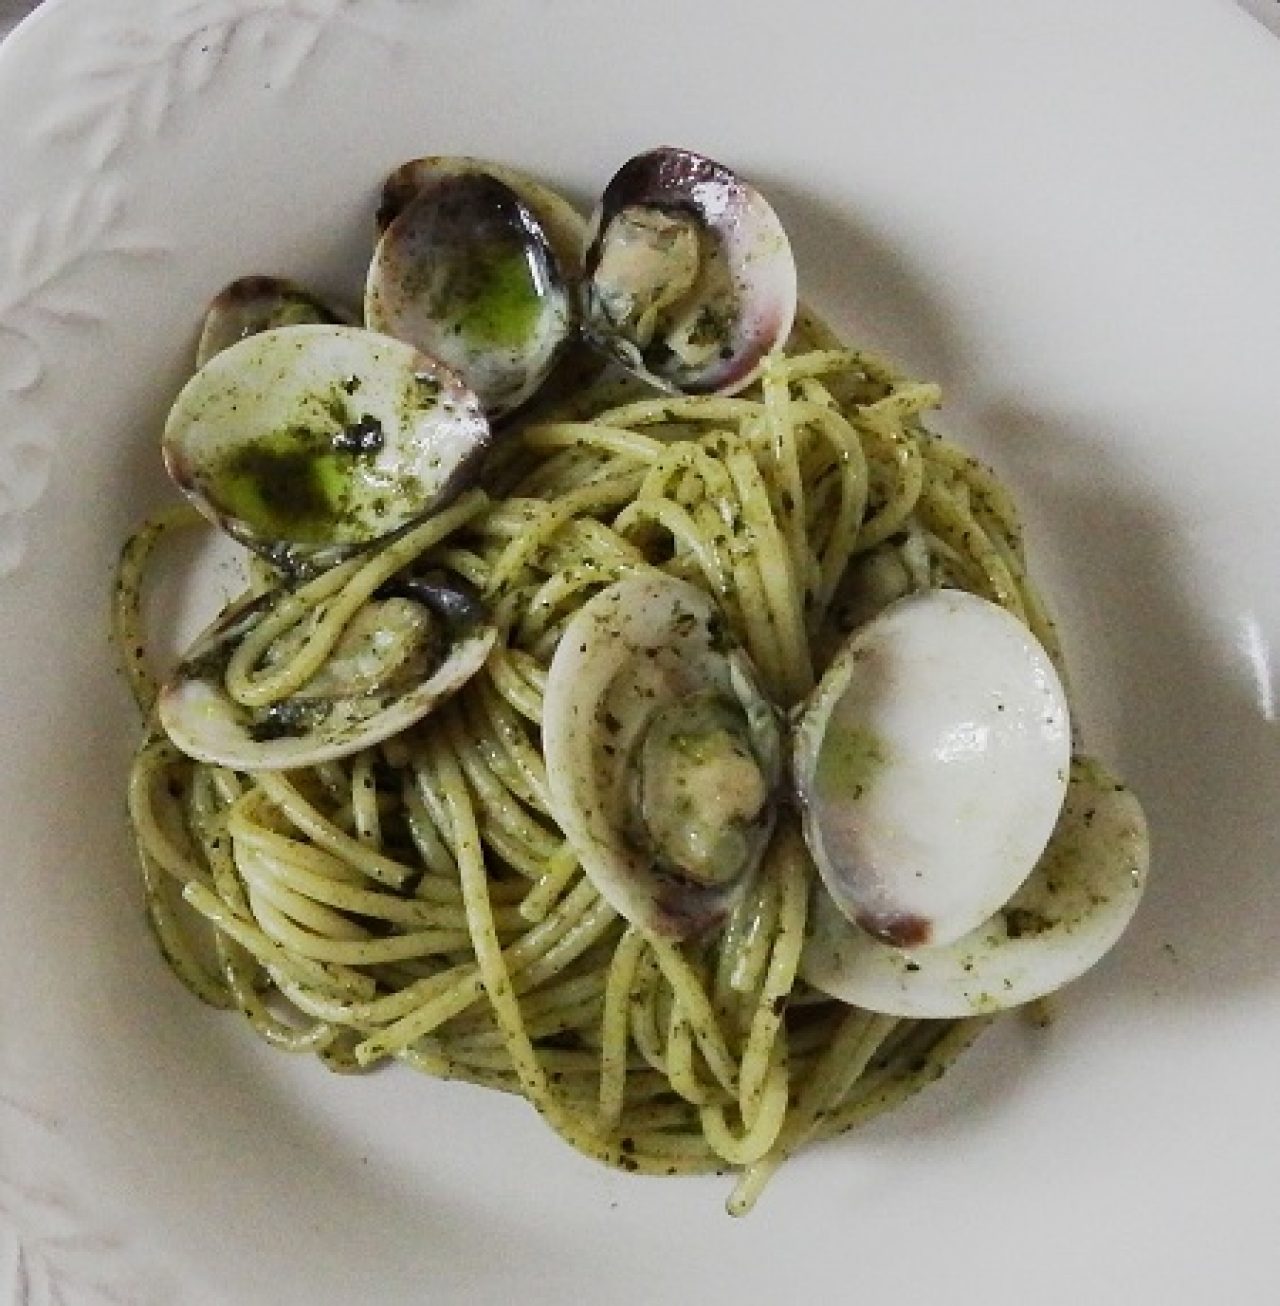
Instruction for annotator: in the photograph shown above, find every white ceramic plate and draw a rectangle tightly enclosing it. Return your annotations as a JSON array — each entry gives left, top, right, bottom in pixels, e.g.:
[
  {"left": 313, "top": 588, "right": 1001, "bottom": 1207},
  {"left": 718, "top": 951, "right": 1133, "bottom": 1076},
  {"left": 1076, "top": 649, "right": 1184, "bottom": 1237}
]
[{"left": 4, "top": 1, "right": 1280, "bottom": 1302}]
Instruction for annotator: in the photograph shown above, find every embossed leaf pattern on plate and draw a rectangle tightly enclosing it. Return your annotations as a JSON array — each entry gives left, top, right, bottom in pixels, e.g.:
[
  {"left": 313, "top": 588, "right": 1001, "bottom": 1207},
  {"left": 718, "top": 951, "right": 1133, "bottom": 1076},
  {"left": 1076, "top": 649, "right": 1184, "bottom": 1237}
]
[
  {"left": 0, "top": 177, "right": 169, "bottom": 575},
  {"left": 0, "top": 180, "right": 167, "bottom": 395},
  {"left": 33, "top": 0, "right": 397, "bottom": 169},
  {"left": 1, "top": 1088, "right": 177, "bottom": 1305},
  {"left": 0, "top": 0, "right": 404, "bottom": 579},
  {"left": 0, "top": 2, "right": 407, "bottom": 1299}
]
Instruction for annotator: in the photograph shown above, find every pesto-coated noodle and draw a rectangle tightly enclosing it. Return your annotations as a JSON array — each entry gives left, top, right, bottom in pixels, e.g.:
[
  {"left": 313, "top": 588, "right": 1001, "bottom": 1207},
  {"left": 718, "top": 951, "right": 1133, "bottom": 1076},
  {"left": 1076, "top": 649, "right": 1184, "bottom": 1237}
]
[{"left": 119, "top": 309, "right": 1063, "bottom": 1212}]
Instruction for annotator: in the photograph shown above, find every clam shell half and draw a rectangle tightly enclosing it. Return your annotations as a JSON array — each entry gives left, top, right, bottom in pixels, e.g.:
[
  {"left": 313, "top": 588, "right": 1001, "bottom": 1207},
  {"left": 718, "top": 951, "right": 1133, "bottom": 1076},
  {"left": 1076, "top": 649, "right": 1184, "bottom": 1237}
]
[
  {"left": 793, "top": 589, "right": 1072, "bottom": 948},
  {"left": 542, "top": 574, "right": 781, "bottom": 940},
  {"left": 162, "top": 324, "right": 489, "bottom": 572},
  {"left": 581, "top": 146, "right": 797, "bottom": 395},
  {"left": 366, "top": 170, "right": 577, "bottom": 418},
  {"left": 158, "top": 586, "right": 496, "bottom": 771},
  {"left": 800, "top": 755, "right": 1149, "bottom": 1017},
  {"left": 195, "top": 276, "right": 349, "bottom": 369}
]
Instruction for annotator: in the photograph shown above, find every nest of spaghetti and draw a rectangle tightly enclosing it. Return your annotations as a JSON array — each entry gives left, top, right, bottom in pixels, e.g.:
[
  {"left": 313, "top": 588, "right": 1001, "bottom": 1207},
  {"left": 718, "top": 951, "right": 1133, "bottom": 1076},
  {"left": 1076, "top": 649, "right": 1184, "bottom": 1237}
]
[{"left": 125, "top": 310, "right": 1098, "bottom": 1214}]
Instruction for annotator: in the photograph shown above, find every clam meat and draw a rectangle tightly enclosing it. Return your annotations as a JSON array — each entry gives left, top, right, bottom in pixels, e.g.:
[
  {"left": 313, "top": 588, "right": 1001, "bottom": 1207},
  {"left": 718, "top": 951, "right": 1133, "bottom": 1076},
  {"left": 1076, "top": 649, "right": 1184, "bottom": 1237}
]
[{"left": 581, "top": 147, "right": 797, "bottom": 395}]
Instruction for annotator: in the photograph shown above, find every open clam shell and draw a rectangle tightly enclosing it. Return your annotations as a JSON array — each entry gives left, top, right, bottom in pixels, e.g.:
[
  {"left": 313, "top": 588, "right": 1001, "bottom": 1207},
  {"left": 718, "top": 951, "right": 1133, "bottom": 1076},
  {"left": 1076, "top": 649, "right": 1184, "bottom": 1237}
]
[
  {"left": 793, "top": 590, "right": 1072, "bottom": 949},
  {"left": 158, "top": 578, "right": 496, "bottom": 771},
  {"left": 542, "top": 574, "right": 781, "bottom": 941},
  {"left": 195, "top": 276, "right": 349, "bottom": 369},
  {"left": 581, "top": 147, "right": 797, "bottom": 395},
  {"left": 162, "top": 324, "right": 490, "bottom": 572},
  {"left": 800, "top": 756, "right": 1149, "bottom": 1017},
  {"left": 375, "top": 157, "right": 586, "bottom": 278},
  {"left": 366, "top": 169, "right": 577, "bottom": 418}
]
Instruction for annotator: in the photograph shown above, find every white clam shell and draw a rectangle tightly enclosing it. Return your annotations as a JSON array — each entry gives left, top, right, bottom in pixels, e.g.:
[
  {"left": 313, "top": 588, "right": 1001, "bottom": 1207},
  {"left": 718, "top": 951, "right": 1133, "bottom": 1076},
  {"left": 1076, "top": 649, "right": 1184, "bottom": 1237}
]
[
  {"left": 163, "top": 324, "right": 488, "bottom": 566},
  {"left": 542, "top": 573, "right": 779, "bottom": 940},
  {"left": 793, "top": 589, "right": 1071, "bottom": 947},
  {"left": 800, "top": 755, "right": 1150, "bottom": 1017}
]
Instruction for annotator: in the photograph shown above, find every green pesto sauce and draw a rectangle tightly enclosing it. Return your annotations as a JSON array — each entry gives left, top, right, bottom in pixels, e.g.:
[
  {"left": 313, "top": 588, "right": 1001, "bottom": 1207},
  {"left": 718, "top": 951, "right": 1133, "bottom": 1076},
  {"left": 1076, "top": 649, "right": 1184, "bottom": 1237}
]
[
  {"left": 225, "top": 298, "right": 332, "bottom": 342},
  {"left": 265, "top": 298, "right": 334, "bottom": 331},
  {"left": 446, "top": 245, "right": 542, "bottom": 349},
  {"left": 207, "top": 427, "right": 351, "bottom": 542},
  {"left": 815, "top": 722, "right": 888, "bottom": 802}
]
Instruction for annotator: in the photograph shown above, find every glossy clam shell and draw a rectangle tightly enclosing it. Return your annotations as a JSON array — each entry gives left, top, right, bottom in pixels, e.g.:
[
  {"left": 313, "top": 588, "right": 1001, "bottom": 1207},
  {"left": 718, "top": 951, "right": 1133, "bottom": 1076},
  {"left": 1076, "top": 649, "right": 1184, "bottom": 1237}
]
[
  {"left": 162, "top": 324, "right": 489, "bottom": 569},
  {"left": 581, "top": 146, "right": 797, "bottom": 395},
  {"left": 800, "top": 756, "right": 1149, "bottom": 1017},
  {"left": 793, "top": 589, "right": 1071, "bottom": 948},
  {"left": 542, "top": 574, "right": 780, "bottom": 941},
  {"left": 375, "top": 157, "right": 586, "bottom": 278},
  {"left": 157, "top": 589, "right": 497, "bottom": 771},
  {"left": 366, "top": 171, "right": 576, "bottom": 418}
]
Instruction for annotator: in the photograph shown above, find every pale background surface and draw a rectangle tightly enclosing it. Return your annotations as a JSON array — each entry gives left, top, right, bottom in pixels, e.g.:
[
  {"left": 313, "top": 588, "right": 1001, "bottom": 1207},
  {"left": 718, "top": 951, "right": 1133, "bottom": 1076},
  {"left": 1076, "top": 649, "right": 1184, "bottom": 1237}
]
[
  {"left": 1, "top": 1, "right": 1279, "bottom": 1304},
  {"left": 4, "top": 0, "right": 1280, "bottom": 40},
  {"left": 4, "top": 0, "right": 1280, "bottom": 38}
]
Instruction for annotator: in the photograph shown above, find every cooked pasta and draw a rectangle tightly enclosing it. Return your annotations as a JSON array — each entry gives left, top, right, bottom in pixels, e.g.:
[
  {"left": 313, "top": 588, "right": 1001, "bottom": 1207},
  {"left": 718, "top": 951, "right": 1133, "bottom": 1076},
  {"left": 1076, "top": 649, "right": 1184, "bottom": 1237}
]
[{"left": 118, "top": 308, "right": 1057, "bottom": 1213}]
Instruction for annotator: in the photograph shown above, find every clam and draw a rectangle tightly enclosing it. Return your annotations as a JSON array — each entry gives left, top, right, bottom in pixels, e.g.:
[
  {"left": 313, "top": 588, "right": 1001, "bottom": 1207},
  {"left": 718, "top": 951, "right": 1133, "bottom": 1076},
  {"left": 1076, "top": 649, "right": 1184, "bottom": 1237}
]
[
  {"left": 542, "top": 574, "right": 781, "bottom": 940},
  {"left": 375, "top": 157, "right": 586, "bottom": 276},
  {"left": 195, "top": 276, "right": 348, "bottom": 369},
  {"left": 365, "top": 165, "right": 578, "bottom": 418},
  {"left": 158, "top": 569, "right": 495, "bottom": 770},
  {"left": 162, "top": 324, "right": 489, "bottom": 572},
  {"left": 581, "top": 147, "right": 797, "bottom": 395},
  {"left": 793, "top": 589, "right": 1072, "bottom": 950},
  {"left": 800, "top": 756, "right": 1149, "bottom": 1017}
]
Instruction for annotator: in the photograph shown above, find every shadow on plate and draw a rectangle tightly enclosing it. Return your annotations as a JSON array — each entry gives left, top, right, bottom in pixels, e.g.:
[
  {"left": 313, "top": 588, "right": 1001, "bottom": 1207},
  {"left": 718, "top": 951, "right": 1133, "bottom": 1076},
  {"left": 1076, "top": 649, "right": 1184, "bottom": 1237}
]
[{"left": 763, "top": 179, "right": 966, "bottom": 385}]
